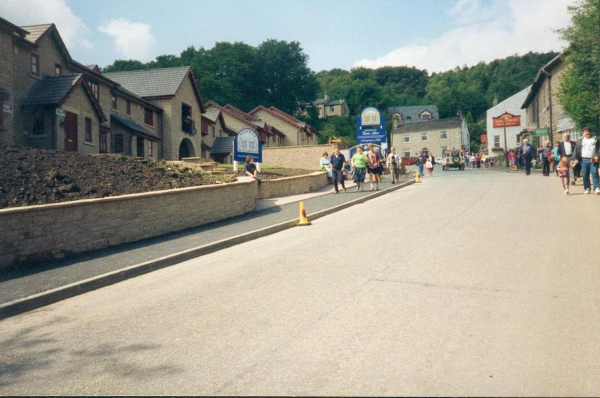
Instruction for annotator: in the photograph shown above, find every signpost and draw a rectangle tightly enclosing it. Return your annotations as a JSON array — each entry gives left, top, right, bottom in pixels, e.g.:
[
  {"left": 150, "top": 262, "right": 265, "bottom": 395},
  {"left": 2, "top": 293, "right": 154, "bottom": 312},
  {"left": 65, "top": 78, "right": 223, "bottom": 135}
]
[
  {"left": 233, "top": 127, "right": 262, "bottom": 172},
  {"left": 356, "top": 106, "right": 387, "bottom": 154},
  {"left": 493, "top": 112, "right": 521, "bottom": 169}
]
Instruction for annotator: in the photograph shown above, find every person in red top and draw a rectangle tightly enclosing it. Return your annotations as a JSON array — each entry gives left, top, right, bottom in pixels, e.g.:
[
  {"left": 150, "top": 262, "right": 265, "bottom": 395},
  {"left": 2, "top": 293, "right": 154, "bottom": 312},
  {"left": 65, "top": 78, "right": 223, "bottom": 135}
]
[{"left": 366, "top": 143, "right": 381, "bottom": 191}]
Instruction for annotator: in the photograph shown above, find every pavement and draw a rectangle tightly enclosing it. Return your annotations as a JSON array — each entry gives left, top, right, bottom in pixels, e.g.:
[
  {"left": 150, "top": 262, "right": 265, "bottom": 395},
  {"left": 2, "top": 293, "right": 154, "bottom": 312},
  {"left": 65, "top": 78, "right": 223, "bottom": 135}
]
[
  {"left": 1, "top": 168, "right": 599, "bottom": 396},
  {"left": 0, "top": 175, "right": 409, "bottom": 307}
]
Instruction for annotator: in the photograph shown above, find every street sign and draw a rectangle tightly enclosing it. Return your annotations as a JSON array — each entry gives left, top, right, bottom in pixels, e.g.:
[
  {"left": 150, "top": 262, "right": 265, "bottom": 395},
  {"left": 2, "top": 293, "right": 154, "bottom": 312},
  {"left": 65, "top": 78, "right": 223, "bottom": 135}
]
[
  {"left": 234, "top": 127, "right": 262, "bottom": 162},
  {"left": 56, "top": 109, "right": 66, "bottom": 117},
  {"left": 356, "top": 106, "right": 386, "bottom": 128},
  {"left": 356, "top": 128, "right": 386, "bottom": 144}
]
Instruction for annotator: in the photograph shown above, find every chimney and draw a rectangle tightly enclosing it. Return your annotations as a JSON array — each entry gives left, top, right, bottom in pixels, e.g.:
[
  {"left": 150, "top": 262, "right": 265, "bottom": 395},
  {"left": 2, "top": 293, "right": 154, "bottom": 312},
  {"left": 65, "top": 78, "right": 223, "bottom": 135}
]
[
  {"left": 493, "top": 94, "right": 498, "bottom": 106},
  {"left": 324, "top": 91, "right": 330, "bottom": 102}
]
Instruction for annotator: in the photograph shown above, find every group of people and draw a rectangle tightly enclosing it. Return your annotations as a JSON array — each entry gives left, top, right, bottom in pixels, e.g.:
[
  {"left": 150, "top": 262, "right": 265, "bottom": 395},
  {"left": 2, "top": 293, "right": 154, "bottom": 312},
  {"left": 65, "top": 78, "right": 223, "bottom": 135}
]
[{"left": 517, "top": 127, "right": 600, "bottom": 195}]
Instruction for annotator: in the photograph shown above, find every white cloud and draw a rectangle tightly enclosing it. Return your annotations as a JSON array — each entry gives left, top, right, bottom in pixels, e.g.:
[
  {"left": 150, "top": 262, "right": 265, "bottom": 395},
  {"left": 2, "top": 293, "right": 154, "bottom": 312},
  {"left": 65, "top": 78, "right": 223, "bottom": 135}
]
[
  {"left": 355, "top": 0, "right": 573, "bottom": 73},
  {"left": 98, "top": 19, "right": 156, "bottom": 61},
  {"left": 0, "top": 0, "right": 94, "bottom": 50}
]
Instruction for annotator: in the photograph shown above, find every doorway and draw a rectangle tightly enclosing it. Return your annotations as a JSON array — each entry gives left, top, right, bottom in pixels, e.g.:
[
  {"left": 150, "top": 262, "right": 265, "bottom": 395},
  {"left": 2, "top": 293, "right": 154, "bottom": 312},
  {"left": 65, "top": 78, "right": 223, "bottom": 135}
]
[{"left": 64, "top": 112, "right": 78, "bottom": 152}]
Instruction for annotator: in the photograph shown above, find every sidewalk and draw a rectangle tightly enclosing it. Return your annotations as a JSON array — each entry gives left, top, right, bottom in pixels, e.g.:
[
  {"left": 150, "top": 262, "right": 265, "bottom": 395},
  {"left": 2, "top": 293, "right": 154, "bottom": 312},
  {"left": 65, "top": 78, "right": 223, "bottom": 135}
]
[{"left": 0, "top": 177, "right": 411, "bottom": 307}]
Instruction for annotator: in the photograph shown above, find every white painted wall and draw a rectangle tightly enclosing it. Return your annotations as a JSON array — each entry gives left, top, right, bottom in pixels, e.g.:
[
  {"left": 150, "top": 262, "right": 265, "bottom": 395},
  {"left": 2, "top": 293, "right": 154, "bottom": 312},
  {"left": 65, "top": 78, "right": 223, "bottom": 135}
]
[{"left": 486, "top": 86, "right": 530, "bottom": 151}]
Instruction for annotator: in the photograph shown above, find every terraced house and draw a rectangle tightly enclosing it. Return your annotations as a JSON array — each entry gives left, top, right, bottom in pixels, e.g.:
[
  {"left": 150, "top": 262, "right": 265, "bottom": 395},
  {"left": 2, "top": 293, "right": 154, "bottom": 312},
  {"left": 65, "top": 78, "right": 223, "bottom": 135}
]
[
  {"left": 249, "top": 105, "right": 320, "bottom": 146},
  {"left": 0, "top": 17, "right": 164, "bottom": 158}
]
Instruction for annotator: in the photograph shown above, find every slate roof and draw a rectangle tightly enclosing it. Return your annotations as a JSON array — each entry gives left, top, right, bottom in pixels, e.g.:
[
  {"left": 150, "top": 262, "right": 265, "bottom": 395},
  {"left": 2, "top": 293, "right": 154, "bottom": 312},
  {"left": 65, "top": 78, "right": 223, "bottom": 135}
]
[
  {"left": 21, "top": 23, "right": 52, "bottom": 43},
  {"left": 315, "top": 98, "right": 346, "bottom": 106},
  {"left": 210, "top": 136, "right": 235, "bottom": 155},
  {"left": 0, "top": 16, "right": 29, "bottom": 37},
  {"left": 103, "top": 66, "right": 191, "bottom": 98},
  {"left": 21, "top": 74, "right": 81, "bottom": 105},
  {"left": 395, "top": 117, "right": 462, "bottom": 133},
  {"left": 202, "top": 108, "right": 221, "bottom": 123},
  {"left": 111, "top": 113, "right": 160, "bottom": 141},
  {"left": 388, "top": 105, "right": 439, "bottom": 122}
]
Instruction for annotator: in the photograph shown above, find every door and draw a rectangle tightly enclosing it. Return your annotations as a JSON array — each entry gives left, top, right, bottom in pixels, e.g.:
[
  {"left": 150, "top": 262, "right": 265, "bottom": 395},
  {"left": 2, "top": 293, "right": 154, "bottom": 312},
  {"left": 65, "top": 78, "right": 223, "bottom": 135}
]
[
  {"left": 64, "top": 112, "right": 78, "bottom": 152},
  {"left": 136, "top": 136, "right": 144, "bottom": 157}
]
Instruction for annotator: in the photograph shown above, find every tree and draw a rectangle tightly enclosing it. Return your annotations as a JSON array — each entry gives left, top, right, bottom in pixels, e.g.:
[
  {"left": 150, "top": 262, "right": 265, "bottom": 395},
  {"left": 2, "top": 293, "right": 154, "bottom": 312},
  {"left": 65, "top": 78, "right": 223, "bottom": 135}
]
[
  {"left": 102, "top": 59, "right": 146, "bottom": 73},
  {"left": 557, "top": 0, "right": 600, "bottom": 133}
]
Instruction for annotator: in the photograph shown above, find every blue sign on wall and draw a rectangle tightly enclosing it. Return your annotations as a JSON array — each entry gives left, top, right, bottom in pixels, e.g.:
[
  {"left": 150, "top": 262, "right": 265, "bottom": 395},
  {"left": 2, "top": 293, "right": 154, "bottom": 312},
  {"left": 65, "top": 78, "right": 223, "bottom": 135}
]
[
  {"left": 356, "top": 106, "right": 386, "bottom": 128},
  {"left": 234, "top": 128, "right": 262, "bottom": 162}
]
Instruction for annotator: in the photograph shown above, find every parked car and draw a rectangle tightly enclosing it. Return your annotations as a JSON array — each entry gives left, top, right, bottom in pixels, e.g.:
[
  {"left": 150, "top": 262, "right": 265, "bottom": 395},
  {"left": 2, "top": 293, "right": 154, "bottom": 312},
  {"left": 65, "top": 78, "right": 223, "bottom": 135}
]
[
  {"left": 435, "top": 157, "right": 443, "bottom": 165},
  {"left": 441, "top": 150, "right": 466, "bottom": 170}
]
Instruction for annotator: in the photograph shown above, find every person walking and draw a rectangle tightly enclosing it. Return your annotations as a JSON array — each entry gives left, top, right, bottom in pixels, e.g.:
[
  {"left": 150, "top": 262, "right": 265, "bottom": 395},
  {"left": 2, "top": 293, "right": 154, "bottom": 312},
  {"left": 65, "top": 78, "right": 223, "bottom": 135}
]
[
  {"left": 415, "top": 152, "right": 424, "bottom": 177},
  {"left": 329, "top": 146, "right": 346, "bottom": 194},
  {"left": 508, "top": 150, "right": 516, "bottom": 170},
  {"left": 351, "top": 146, "right": 369, "bottom": 191},
  {"left": 366, "top": 143, "right": 382, "bottom": 191},
  {"left": 557, "top": 157, "right": 571, "bottom": 194},
  {"left": 386, "top": 147, "right": 401, "bottom": 184},
  {"left": 320, "top": 151, "right": 333, "bottom": 183},
  {"left": 470, "top": 153, "right": 476, "bottom": 168},
  {"left": 573, "top": 127, "right": 600, "bottom": 194},
  {"left": 552, "top": 142, "right": 560, "bottom": 175},
  {"left": 538, "top": 140, "right": 552, "bottom": 176},
  {"left": 518, "top": 139, "right": 536, "bottom": 175},
  {"left": 425, "top": 156, "right": 433, "bottom": 177},
  {"left": 558, "top": 132, "right": 577, "bottom": 185}
]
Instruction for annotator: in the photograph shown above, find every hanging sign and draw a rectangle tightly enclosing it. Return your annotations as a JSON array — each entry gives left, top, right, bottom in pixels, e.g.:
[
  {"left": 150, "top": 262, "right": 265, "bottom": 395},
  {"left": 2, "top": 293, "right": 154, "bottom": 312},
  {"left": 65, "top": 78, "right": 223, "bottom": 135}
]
[
  {"left": 493, "top": 112, "right": 521, "bottom": 128},
  {"left": 56, "top": 109, "right": 66, "bottom": 117},
  {"left": 234, "top": 128, "right": 262, "bottom": 162}
]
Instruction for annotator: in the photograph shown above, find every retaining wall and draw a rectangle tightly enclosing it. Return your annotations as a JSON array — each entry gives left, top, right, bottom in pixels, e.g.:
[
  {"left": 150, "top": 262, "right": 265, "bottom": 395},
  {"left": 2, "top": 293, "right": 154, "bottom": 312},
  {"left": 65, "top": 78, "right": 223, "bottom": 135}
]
[
  {"left": 0, "top": 180, "right": 256, "bottom": 268},
  {"left": 258, "top": 171, "right": 327, "bottom": 199},
  {"left": 263, "top": 144, "right": 335, "bottom": 170}
]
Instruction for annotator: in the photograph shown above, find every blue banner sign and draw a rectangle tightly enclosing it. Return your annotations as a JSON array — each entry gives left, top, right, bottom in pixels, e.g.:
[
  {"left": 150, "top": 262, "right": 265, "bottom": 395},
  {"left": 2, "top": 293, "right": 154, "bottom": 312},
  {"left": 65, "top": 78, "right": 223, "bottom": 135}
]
[
  {"left": 356, "top": 106, "right": 386, "bottom": 128},
  {"left": 234, "top": 128, "right": 262, "bottom": 162},
  {"left": 356, "top": 128, "right": 387, "bottom": 144}
]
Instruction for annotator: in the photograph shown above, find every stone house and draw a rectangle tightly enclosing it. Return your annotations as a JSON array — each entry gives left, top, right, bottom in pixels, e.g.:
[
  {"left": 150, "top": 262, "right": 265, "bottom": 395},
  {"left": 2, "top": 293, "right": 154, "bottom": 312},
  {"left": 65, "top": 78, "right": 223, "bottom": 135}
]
[
  {"left": 521, "top": 53, "right": 576, "bottom": 145},
  {"left": 0, "top": 18, "right": 163, "bottom": 157},
  {"left": 201, "top": 106, "right": 235, "bottom": 162},
  {"left": 391, "top": 117, "right": 470, "bottom": 158},
  {"left": 387, "top": 105, "right": 439, "bottom": 130},
  {"left": 104, "top": 66, "right": 204, "bottom": 160},
  {"left": 249, "top": 105, "right": 320, "bottom": 146},
  {"left": 313, "top": 92, "right": 350, "bottom": 119},
  {"left": 486, "top": 86, "right": 530, "bottom": 151}
]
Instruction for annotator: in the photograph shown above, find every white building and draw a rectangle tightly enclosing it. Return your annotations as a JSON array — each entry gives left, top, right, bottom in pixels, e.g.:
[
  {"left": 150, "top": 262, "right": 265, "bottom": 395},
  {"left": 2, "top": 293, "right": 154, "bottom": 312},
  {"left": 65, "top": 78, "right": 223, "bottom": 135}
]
[{"left": 486, "top": 86, "right": 531, "bottom": 152}]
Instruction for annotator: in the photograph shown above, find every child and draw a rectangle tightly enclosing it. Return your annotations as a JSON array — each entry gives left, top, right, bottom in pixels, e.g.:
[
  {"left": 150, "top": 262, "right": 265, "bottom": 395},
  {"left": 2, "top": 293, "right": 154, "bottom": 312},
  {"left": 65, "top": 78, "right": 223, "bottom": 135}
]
[
  {"left": 425, "top": 158, "right": 433, "bottom": 177},
  {"left": 557, "top": 157, "right": 570, "bottom": 194}
]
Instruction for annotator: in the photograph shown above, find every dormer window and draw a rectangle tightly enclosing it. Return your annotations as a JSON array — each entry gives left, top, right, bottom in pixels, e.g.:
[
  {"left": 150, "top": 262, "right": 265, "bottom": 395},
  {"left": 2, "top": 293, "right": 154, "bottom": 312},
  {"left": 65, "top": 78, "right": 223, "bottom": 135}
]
[{"left": 419, "top": 111, "right": 432, "bottom": 120}]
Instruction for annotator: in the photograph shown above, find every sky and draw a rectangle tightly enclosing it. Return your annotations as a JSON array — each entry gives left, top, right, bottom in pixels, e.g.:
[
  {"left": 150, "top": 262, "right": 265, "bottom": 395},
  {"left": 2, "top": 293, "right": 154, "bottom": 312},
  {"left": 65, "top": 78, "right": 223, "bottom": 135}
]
[{"left": 0, "top": 0, "right": 575, "bottom": 74}]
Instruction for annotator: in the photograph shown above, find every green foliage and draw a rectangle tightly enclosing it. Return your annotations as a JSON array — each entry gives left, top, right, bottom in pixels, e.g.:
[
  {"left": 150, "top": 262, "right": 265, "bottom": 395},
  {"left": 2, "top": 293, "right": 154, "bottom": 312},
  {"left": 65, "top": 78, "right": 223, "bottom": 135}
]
[
  {"left": 313, "top": 116, "right": 356, "bottom": 145},
  {"left": 557, "top": 0, "right": 600, "bottom": 133}
]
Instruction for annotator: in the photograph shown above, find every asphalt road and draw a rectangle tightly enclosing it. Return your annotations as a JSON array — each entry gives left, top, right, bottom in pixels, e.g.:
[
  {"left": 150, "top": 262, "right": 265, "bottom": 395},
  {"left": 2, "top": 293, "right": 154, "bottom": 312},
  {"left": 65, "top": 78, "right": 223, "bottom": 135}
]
[{"left": 1, "top": 169, "right": 599, "bottom": 396}]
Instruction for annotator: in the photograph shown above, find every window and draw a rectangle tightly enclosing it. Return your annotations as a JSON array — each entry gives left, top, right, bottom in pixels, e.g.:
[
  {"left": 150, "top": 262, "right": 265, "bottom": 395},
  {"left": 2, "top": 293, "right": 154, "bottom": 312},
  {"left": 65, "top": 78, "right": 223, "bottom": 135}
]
[
  {"left": 419, "top": 112, "right": 432, "bottom": 120},
  {"left": 136, "top": 136, "right": 144, "bottom": 157},
  {"left": 212, "top": 125, "right": 215, "bottom": 138},
  {"left": 406, "top": 116, "right": 412, "bottom": 120},
  {"left": 403, "top": 150, "right": 411, "bottom": 158},
  {"left": 88, "top": 81, "right": 99, "bottom": 100},
  {"left": 494, "top": 135, "right": 501, "bottom": 148},
  {"left": 85, "top": 117, "right": 92, "bottom": 142},
  {"left": 100, "top": 130, "right": 108, "bottom": 153},
  {"left": 421, "top": 133, "right": 428, "bottom": 142},
  {"left": 144, "top": 108, "right": 153, "bottom": 126},
  {"left": 330, "top": 106, "right": 335, "bottom": 112},
  {"left": 55, "top": 64, "right": 62, "bottom": 76},
  {"left": 181, "top": 103, "right": 192, "bottom": 133},
  {"left": 126, "top": 100, "right": 131, "bottom": 116},
  {"left": 31, "top": 53, "right": 39, "bottom": 76},
  {"left": 111, "top": 94, "right": 118, "bottom": 111},
  {"left": 219, "top": 129, "right": 222, "bottom": 137},
  {"left": 440, "top": 131, "right": 448, "bottom": 140},
  {"left": 403, "top": 135, "right": 410, "bottom": 143},
  {"left": 148, "top": 141, "right": 153, "bottom": 157},
  {"left": 115, "top": 134, "right": 123, "bottom": 153}
]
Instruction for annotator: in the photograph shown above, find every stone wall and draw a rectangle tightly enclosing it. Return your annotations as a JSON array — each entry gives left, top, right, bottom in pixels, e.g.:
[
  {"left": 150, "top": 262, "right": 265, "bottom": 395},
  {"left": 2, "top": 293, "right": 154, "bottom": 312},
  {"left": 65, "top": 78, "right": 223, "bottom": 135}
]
[
  {"left": 263, "top": 144, "right": 335, "bottom": 170},
  {"left": 0, "top": 180, "right": 256, "bottom": 268},
  {"left": 258, "top": 171, "right": 327, "bottom": 199}
]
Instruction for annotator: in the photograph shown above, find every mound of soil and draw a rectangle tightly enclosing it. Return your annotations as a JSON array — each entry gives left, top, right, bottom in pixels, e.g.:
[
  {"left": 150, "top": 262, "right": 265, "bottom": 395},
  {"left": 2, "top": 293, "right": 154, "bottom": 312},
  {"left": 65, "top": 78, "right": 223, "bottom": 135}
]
[{"left": 0, "top": 145, "right": 236, "bottom": 209}]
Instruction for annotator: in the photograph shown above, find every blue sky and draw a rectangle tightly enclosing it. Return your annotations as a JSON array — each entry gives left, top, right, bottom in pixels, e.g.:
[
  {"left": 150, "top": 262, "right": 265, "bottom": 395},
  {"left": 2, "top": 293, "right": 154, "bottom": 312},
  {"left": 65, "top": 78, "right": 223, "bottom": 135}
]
[{"left": 1, "top": 0, "right": 573, "bottom": 73}]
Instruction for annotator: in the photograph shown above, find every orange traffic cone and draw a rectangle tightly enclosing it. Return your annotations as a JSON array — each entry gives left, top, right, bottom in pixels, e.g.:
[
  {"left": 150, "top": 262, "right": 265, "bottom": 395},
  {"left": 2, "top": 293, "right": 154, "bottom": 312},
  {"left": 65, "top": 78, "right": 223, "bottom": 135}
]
[
  {"left": 415, "top": 171, "right": 422, "bottom": 183},
  {"left": 298, "top": 201, "right": 311, "bottom": 226}
]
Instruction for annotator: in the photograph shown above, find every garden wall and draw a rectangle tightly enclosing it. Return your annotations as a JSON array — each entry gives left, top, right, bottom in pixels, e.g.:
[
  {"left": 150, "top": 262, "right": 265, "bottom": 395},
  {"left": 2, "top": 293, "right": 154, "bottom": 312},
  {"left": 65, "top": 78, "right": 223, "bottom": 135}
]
[
  {"left": 263, "top": 144, "right": 334, "bottom": 170},
  {"left": 0, "top": 180, "right": 256, "bottom": 268},
  {"left": 258, "top": 171, "right": 327, "bottom": 199}
]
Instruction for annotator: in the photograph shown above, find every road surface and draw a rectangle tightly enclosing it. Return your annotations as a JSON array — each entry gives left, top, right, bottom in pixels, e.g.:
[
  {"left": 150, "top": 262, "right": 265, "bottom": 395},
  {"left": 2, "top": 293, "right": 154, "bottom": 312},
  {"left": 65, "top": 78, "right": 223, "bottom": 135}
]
[{"left": 1, "top": 169, "right": 599, "bottom": 396}]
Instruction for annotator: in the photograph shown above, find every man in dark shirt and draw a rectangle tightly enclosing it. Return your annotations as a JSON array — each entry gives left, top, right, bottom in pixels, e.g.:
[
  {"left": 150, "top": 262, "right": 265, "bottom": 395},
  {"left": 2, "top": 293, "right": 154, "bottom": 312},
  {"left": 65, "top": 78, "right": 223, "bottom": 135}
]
[{"left": 329, "top": 146, "right": 346, "bottom": 193}]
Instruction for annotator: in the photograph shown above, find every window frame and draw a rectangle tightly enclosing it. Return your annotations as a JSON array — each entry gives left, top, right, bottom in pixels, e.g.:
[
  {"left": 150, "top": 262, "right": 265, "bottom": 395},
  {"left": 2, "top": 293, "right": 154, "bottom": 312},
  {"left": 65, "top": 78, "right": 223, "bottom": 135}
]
[
  {"left": 31, "top": 53, "right": 40, "bottom": 76},
  {"left": 494, "top": 135, "right": 501, "bottom": 148},
  {"left": 403, "top": 135, "right": 411, "bottom": 143},
  {"left": 421, "top": 133, "right": 428, "bottom": 142},
  {"left": 144, "top": 108, "right": 154, "bottom": 126},
  {"left": 403, "top": 150, "right": 411, "bottom": 158},
  {"left": 115, "top": 134, "right": 124, "bottom": 153},
  {"left": 85, "top": 117, "right": 93, "bottom": 143},
  {"left": 148, "top": 140, "right": 153, "bottom": 157},
  {"left": 126, "top": 100, "right": 131, "bottom": 116},
  {"left": 111, "top": 93, "right": 118, "bottom": 111},
  {"left": 88, "top": 81, "right": 99, "bottom": 101},
  {"left": 181, "top": 102, "right": 192, "bottom": 133},
  {"left": 439, "top": 131, "right": 448, "bottom": 140},
  {"left": 99, "top": 129, "right": 108, "bottom": 153}
]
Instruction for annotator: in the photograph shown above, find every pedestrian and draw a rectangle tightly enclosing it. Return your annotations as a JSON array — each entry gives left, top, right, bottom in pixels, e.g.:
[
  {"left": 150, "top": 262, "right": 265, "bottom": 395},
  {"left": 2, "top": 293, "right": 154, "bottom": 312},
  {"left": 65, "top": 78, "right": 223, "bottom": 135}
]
[
  {"left": 557, "top": 157, "right": 571, "bottom": 194},
  {"left": 428, "top": 153, "right": 436, "bottom": 173},
  {"left": 538, "top": 140, "right": 552, "bottom": 176},
  {"left": 386, "top": 146, "right": 401, "bottom": 184},
  {"left": 558, "top": 132, "right": 577, "bottom": 184},
  {"left": 508, "top": 150, "right": 516, "bottom": 170},
  {"left": 470, "top": 153, "right": 476, "bottom": 168},
  {"left": 242, "top": 155, "right": 261, "bottom": 184},
  {"left": 518, "top": 139, "right": 536, "bottom": 175},
  {"left": 329, "top": 146, "right": 347, "bottom": 194},
  {"left": 475, "top": 154, "right": 481, "bottom": 168},
  {"left": 415, "top": 152, "right": 424, "bottom": 177},
  {"left": 552, "top": 142, "right": 560, "bottom": 175},
  {"left": 351, "top": 146, "right": 369, "bottom": 191},
  {"left": 366, "top": 143, "right": 382, "bottom": 191},
  {"left": 425, "top": 157, "right": 433, "bottom": 177},
  {"left": 573, "top": 127, "right": 600, "bottom": 195},
  {"left": 320, "top": 151, "right": 333, "bottom": 183}
]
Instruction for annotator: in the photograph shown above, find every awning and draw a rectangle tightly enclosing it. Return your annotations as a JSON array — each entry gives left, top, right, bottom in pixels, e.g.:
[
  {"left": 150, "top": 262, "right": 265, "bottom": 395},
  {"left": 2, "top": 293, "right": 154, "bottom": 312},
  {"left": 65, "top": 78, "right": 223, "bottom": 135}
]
[{"left": 111, "top": 113, "right": 161, "bottom": 142}]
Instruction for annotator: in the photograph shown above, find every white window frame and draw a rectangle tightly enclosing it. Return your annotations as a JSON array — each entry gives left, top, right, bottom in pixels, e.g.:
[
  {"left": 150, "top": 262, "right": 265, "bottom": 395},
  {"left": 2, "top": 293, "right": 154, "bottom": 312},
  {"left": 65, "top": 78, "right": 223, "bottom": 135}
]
[
  {"left": 403, "top": 150, "right": 411, "bottom": 158},
  {"left": 439, "top": 131, "right": 448, "bottom": 140},
  {"left": 421, "top": 133, "right": 428, "bottom": 142},
  {"left": 494, "top": 135, "right": 501, "bottom": 148},
  {"left": 403, "top": 135, "right": 410, "bottom": 143}
]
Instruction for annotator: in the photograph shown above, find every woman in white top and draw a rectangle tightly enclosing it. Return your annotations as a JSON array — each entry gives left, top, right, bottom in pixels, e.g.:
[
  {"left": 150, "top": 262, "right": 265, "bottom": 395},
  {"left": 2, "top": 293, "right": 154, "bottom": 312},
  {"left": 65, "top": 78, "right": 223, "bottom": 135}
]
[{"left": 320, "top": 151, "right": 333, "bottom": 183}]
